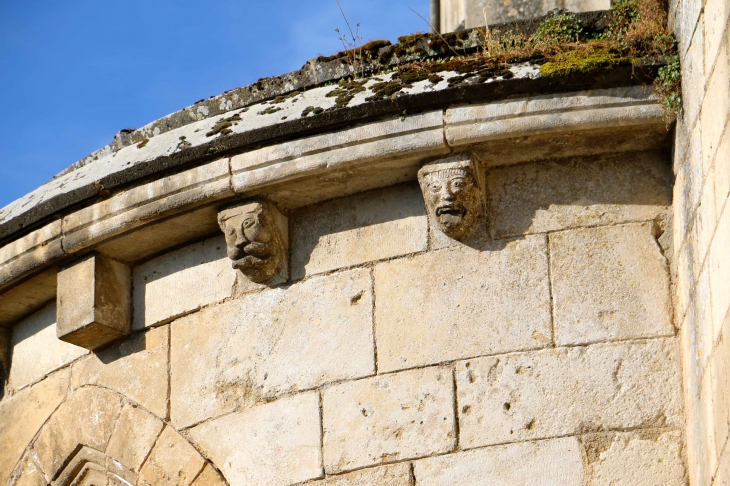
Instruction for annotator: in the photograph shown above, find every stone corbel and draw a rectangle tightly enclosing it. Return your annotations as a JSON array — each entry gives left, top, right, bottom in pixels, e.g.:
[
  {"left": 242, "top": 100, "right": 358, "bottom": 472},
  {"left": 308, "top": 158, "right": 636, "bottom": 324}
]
[
  {"left": 57, "top": 253, "right": 131, "bottom": 350},
  {"left": 217, "top": 199, "right": 289, "bottom": 286},
  {"left": 417, "top": 153, "right": 485, "bottom": 241}
]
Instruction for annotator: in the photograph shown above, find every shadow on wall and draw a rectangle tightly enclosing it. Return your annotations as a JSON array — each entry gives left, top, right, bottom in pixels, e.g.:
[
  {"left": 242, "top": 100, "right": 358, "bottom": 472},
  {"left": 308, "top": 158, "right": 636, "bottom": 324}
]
[{"left": 482, "top": 150, "right": 674, "bottom": 240}]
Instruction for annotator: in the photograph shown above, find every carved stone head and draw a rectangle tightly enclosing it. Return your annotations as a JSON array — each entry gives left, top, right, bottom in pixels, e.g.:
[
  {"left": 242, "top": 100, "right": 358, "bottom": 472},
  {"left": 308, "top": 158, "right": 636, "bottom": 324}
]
[
  {"left": 218, "top": 199, "right": 288, "bottom": 283},
  {"left": 418, "top": 154, "right": 484, "bottom": 240}
]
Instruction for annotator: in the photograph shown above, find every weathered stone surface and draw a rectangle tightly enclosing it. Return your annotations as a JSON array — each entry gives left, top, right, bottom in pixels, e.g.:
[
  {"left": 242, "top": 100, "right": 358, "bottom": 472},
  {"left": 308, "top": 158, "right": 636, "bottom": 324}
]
[
  {"left": 0, "top": 269, "right": 57, "bottom": 328},
  {"left": 133, "top": 236, "right": 235, "bottom": 330},
  {"left": 218, "top": 199, "right": 288, "bottom": 285},
  {"left": 486, "top": 152, "right": 671, "bottom": 239},
  {"left": 0, "top": 219, "right": 62, "bottom": 290},
  {"left": 188, "top": 392, "right": 322, "bottom": 486},
  {"left": 296, "top": 463, "right": 411, "bottom": 486},
  {"left": 171, "top": 268, "right": 374, "bottom": 428},
  {"left": 105, "top": 403, "right": 165, "bottom": 472},
  {"left": 9, "top": 456, "right": 47, "bottom": 486},
  {"left": 71, "top": 325, "right": 168, "bottom": 418},
  {"left": 456, "top": 339, "right": 683, "bottom": 448},
  {"left": 0, "top": 369, "right": 68, "bottom": 486},
  {"left": 231, "top": 112, "right": 449, "bottom": 194},
  {"left": 62, "top": 158, "right": 233, "bottom": 255},
  {"left": 374, "top": 235, "right": 551, "bottom": 373},
  {"left": 9, "top": 303, "right": 87, "bottom": 389},
  {"left": 323, "top": 367, "right": 455, "bottom": 474},
  {"left": 418, "top": 154, "right": 485, "bottom": 242},
  {"left": 414, "top": 437, "right": 584, "bottom": 486},
  {"left": 33, "top": 386, "right": 123, "bottom": 478},
  {"left": 291, "top": 184, "right": 427, "bottom": 280},
  {"left": 709, "top": 201, "right": 730, "bottom": 334},
  {"left": 582, "top": 430, "right": 686, "bottom": 485},
  {"left": 550, "top": 223, "right": 674, "bottom": 346},
  {"left": 445, "top": 87, "right": 665, "bottom": 148},
  {"left": 57, "top": 253, "right": 131, "bottom": 350},
  {"left": 139, "top": 426, "right": 206, "bottom": 486},
  {"left": 190, "top": 464, "right": 227, "bottom": 486}
]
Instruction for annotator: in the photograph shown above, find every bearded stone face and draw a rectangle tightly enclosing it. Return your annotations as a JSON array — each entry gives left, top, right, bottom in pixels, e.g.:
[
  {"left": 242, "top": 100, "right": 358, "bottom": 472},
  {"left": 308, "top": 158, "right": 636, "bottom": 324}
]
[
  {"left": 418, "top": 156, "right": 483, "bottom": 241},
  {"left": 218, "top": 201, "right": 287, "bottom": 283}
]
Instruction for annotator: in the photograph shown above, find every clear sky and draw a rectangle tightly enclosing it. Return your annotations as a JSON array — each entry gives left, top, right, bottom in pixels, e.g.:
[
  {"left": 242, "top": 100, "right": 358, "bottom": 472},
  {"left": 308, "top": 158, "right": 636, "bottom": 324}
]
[{"left": 0, "top": 0, "right": 428, "bottom": 209}]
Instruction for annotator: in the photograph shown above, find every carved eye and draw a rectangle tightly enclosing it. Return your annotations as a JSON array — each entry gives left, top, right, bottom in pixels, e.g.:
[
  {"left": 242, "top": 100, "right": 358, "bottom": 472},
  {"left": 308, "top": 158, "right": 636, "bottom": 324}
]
[
  {"left": 226, "top": 226, "right": 236, "bottom": 237},
  {"left": 451, "top": 178, "right": 465, "bottom": 189},
  {"left": 243, "top": 218, "right": 256, "bottom": 229},
  {"left": 429, "top": 183, "right": 442, "bottom": 193}
]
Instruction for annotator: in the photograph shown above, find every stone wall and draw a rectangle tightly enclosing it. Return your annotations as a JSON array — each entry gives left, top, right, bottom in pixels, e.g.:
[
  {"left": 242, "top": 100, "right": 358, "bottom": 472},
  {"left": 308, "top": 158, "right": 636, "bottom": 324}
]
[
  {"left": 0, "top": 143, "right": 685, "bottom": 484},
  {"left": 671, "top": 0, "right": 730, "bottom": 482},
  {"left": 439, "top": 0, "right": 610, "bottom": 31}
]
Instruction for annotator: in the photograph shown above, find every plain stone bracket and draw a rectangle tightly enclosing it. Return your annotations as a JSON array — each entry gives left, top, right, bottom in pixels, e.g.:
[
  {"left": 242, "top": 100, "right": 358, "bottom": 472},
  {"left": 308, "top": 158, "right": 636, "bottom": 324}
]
[{"left": 57, "top": 253, "right": 131, "bottom": 350}]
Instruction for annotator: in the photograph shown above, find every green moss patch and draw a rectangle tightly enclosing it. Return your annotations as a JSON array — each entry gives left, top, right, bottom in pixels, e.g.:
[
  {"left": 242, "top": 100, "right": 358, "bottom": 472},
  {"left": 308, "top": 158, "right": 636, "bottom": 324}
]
[
  {"left": 205, "top": 114, "right": 241, "bottom": 137},
  {"left": 540, "top": 49, "right": 632, "bottom": 78}
]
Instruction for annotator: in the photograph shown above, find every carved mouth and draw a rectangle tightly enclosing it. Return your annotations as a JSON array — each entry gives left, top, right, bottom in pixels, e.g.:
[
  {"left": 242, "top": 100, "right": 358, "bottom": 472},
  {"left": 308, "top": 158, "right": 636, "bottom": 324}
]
[
  {"left": 435, "top": 206, "right": 465, "bottom": 217},
  {"left": 243, "top": 241, "right": 271, "bottom": 258}
]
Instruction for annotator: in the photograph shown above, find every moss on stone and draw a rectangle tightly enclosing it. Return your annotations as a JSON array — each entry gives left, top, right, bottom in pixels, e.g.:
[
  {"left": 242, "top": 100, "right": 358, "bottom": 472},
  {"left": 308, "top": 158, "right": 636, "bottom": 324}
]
[
  {"left": 205, "top": 114, "right": 242, "bottom": 137},
  {"left": 540, "top": 49, "right": 632, "bottom": 78}
]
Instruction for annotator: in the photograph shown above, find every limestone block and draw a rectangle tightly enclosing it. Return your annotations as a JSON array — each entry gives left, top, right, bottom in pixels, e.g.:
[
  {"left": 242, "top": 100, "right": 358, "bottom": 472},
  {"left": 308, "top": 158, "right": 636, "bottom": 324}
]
[
  {"left": 680, "top": 18, "right": 705, "bottom": 126},
  {"left": 62, "top": 158, "right": 232, "bottom": 255},
  {"left": 171, "top": 268, "right": 374, "bottom": 428},
  {"left": 71, "top": 325, "right": 169, "bottom": 418},
  {"left": 0, "top": 369, "right": 69, "bottom": 486},
  {"left": 0, "top": 269, "right": 56, "bottom": 328},
  {"left": 57, "top": 253, "right": 131, "bottom": 350},
  {"left": 291, "top": 184, "right": 427, "bottom": 280},
  {"left": 700, "top": 42, "right": 729, "bottom": 169},
  {"left": 9, "top": 456, "right": 47, "bottom": 486},
  {"left": 132, "top": 236, "right": 235, "bottom": 330},
  {"left": 0, "top": 326, "right": 8, "bottom": 388},
  {"left": 487, "top": 152, "right": 671, "bottom": 239},
  {"left": 33, "top": 386, "right": 123, "bottom": 479},
  {"left": 550, "top": 223, "right": 674, "bottom": 346},
  {"left": 231, "top": 112, "right": 448, "bottom": 193},
  {"left": 715, "top": 131, "right": 730, "bottom": 216},
  {"left": 322, "top": 367, "right": 455, "bottom": 474},
  {"left": 9, "top": 303, "right": 87, "bottom": 389},
  {"left": 0, "top": 219, "right": 62, "bottom": 290},
  {"left": 582, "top": 430, "right": 686, "bottom": 485},
  {"left": 105, "top": 404, "right": 165, "bottom": 472},
  {"left": 190, "top": 465, "right": 227, "bottom": 486},
  {"left": 445, "top": 87, "right": 665, "bottom": 148},
  {"left": 297, "top": 463, "right": 411, "bottom": 486},
  {"left": 188, "top": 392, "right": 323, "bottom": 486},
  {"left": 456, "top": 339, "right": 683, "bottom": 448},
  {"left": 697, "top": 166, "right": 718, "bottom": 265},
  {"left": 139, "top": 426, "right": 206, "bottom": 486},
  {"left": 413, "top": 437, "right": 584, "bottom": 486},
  {"left": 374, "top": 235, "right": 551, "bottom": 373},
  {"left": 703, "top": 0, "right": 730, "bottom": 76},
  {"left": 709, "top": 203, "right": 730, "bottom": 333}
]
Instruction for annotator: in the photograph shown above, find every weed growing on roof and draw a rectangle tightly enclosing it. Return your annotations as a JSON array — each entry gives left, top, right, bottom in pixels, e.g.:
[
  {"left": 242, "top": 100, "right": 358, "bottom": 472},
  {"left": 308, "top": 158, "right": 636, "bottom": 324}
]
[
  {"left": 534, "top": 12, "right": 584, "bottom": 43},
  {"left": 311, "top": 0, "right": 679, "bottom": 115}
]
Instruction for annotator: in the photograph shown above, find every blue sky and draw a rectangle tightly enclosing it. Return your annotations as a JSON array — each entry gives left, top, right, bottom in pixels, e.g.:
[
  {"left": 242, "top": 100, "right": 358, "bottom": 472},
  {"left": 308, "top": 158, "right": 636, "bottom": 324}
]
[{"left": 0, "top": 0, "right": 427, "bottom": 209}]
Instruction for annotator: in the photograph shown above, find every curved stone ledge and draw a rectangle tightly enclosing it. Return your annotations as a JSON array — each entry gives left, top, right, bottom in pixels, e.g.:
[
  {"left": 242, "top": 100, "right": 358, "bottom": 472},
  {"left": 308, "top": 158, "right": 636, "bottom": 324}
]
[
  {"left": 0, "top": 85, "right": 669, "bottom": 327},
  {"left": 0, "top": 60, "right": 658, "bottom": 246}
]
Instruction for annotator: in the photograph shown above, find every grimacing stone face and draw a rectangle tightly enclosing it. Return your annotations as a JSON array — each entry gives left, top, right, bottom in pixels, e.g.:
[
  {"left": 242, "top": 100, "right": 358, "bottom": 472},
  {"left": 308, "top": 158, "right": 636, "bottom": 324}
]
[
  {"left": 418, "top": 156, "right": 483, "bottom": 240},
  {"left": 218, "top": 200, "right": 286, "bottom": 283}
]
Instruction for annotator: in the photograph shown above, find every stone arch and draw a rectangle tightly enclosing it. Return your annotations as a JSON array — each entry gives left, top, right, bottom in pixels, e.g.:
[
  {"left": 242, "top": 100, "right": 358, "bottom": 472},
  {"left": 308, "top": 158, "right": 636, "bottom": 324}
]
[{"left": 7, "top": 386, "right": 227, "bottom": 486}]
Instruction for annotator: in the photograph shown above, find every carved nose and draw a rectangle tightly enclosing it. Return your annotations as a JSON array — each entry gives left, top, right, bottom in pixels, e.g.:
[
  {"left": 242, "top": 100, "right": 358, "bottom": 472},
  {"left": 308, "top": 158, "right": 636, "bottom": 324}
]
[
  {"left": 234, "top": 228, "right": 248, "bottom": 247},
  {"left": 440, "top": 187, "right": 455, "bottom": 200}
]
